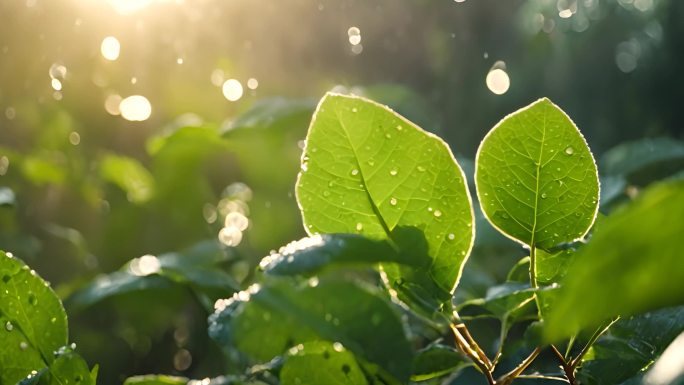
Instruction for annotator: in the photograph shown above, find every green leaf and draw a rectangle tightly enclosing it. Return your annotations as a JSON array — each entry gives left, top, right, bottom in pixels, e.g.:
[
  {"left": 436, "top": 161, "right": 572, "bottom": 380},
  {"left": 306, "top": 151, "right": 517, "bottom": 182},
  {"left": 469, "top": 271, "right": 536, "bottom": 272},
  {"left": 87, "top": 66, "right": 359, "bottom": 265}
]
[
  {"left": 577, "top": 306, "right": 684, "bottom": 385},
  {"left": 0, "top": 315, "right": 45, "bottom": 385},
  {"left": 0, "top": 251, "right": 68, "bottom": 365},
  {"left": 209, "top": 279, "right": 414, "bottom": 382},
  {"left": 259, "top": 233, "right": 426, "bottom": 276},
  {"left": 66, "top": 241, "right": 237, "bottom": 310},
  {"left": 546, "top": 180, "right": 684, "bottom": 340},
  {"left": 280, "top": 341, "right": 368, "bottom": 385},
  {"left": 475, "top": 98, "right": 599, "bottom": 250},
  {"left": 296, "top": 93, "right": 474, "bottom": 312},
  {"left": 40, "top": 349, "right": 97, "bottom": 385},
  {"left": 459, "top": 282, "right": 536, "bottom": 321},
  {"left": 99, "top": 154, "right": 155, "bottom": 204},
  {"left": 411, "top": 344, "right": 467, "bottom": 381},
  {"left": 536, "top": 248, "right": 574, "bottom": 285},
  {"left": 600, "top": 137, "right": 684, "bottom": 184}
]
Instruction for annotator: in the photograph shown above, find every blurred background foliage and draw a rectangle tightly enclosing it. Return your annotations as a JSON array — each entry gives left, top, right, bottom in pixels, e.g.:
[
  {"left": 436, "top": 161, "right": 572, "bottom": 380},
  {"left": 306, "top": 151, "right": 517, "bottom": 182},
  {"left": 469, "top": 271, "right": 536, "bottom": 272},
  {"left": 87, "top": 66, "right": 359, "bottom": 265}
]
[{"left": 0, "top": 0, "right": 682, "bottom": 383}]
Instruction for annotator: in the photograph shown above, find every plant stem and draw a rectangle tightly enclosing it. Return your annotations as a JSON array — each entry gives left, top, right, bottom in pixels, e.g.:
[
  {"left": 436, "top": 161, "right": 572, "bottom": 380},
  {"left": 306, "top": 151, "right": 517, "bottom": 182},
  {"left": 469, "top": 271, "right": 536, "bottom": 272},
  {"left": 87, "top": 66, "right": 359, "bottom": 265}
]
[
  {"left": 497, "top": 347, "right": 541, "bottom": 385},
  {"left": 449, "top": 324, "right": 496, "bottom": 385},
  {"left": 529, "top": 245, "right": 538, "bottom": 289},
  {"left": 570, "top": 317, "right": 619, "bottom": 369},
  {"left": 550, "top": 345, "right": 576, "bottom": 384},
  {"left": 518, "top": 374, "right": 570, "bottom": 382}
]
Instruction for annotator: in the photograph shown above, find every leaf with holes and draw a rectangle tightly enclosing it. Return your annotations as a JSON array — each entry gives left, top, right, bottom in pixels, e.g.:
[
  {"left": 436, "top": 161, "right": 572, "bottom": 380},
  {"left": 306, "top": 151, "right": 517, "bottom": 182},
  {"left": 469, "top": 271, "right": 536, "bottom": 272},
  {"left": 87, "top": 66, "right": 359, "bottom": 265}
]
[
  {"left": 296, "top": 93, "right": 474, "bottom": 313},
  {"left": 475, "top": 98, "right": 599, "bottom": 250}
]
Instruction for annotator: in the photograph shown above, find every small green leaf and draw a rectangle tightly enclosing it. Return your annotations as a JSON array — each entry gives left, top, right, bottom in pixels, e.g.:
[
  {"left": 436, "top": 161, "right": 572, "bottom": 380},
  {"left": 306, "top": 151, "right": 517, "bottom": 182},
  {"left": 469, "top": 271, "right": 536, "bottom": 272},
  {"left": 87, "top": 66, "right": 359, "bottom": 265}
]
[
  {"left": 42, "top": 349, "right": 96, "bottom": 385},
  {"left": 99, "top": 154, "right": 155, "bottom": 203},
  {"left": 280, "top": 341, "right": 368, "bottom": 385},
  {"left": 0, "top": 315, "right": 45, "bottom": 385},
  {"left": 536, "top": 248, "right": 574, "bottom": 285},
  {"left": 546, "top": 180, "right": 684, "bottom": 340},
  {"left": 411, "top": 344, "right": 467, "bottom": 381},
  {"left": 209, "top": 280, "right": 414, "bottom": 382},
  {"left": 296, "top": 93, "right": 474, "bottom": 312},
  {"left": 459, "top": 282, "right": 536, "bottom": 321},
  {"left": 475, "top": 98, "right": 599, "bottom": 250},
  {"left": 0, "top": 251, "right": 68, "bottom": 365},
  {"left": 259, "top": 233, "right": 426, "bottom": 276}
]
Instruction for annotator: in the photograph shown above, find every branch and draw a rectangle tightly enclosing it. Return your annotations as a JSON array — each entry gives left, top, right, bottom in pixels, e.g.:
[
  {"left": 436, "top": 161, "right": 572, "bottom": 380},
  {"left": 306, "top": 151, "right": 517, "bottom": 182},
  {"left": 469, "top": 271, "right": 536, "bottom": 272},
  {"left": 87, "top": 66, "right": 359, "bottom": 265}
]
[
  {"left": 497, "top": 347, "right": 541, "bottom": 385},
  {"left": 450, "top": 324, "right": 496, "bottom": 385}
]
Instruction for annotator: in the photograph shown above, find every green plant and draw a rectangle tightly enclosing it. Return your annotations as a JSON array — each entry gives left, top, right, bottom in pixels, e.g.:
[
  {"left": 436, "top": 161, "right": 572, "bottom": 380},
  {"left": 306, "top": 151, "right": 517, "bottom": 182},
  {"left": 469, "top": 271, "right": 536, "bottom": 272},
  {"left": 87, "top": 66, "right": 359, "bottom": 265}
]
[{"left": 2, "top": 94, "right": 683, "bottom": 385}]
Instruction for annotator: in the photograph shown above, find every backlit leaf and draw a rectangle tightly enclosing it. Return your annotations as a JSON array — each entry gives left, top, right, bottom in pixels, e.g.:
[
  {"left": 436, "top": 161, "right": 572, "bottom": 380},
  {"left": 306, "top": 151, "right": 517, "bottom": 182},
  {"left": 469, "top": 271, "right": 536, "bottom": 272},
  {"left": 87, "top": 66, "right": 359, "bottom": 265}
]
[
  {"left": 296, "top": 93, "right": 474, "bottom": 312},
  {"left": 475, "top": 98, "right": 599, "bottom": 250}
]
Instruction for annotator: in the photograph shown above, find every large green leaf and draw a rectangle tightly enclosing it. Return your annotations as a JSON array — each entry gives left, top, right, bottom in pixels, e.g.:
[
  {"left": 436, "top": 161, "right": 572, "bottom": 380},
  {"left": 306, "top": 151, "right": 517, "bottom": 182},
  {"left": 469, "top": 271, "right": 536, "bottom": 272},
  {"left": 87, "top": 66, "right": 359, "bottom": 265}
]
[
  {"left": 296, "top": 93, "right": 474, "bottom": 312},
  {"left": 475, "top": 98, "right": 599, "bottom": 250},
  {"left": 600, "top": 137, "right": 684, "bottom": 184},
  {"left": 0, "top": 251, "right": 68, "bottom": 366},
  {"left": 208, "top": 279, "right": 414, "bottom": 382},
  {"left": 259, "top": 233, "right": 426, "bottom": 276},
  {"left": 546, "top": 180, "right": 684, "bottom": 340},
  {"left": 280, "top": 341, "right": 368, "bottom": 385}
]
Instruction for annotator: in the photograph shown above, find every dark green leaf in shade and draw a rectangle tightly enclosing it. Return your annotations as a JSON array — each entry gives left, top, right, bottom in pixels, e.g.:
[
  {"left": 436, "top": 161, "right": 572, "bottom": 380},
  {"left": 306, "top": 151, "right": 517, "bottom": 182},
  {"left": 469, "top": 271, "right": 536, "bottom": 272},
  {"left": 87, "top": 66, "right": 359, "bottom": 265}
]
[
  {"left": 600, "top": 137, "right": 684, "bottom": 183},
  {"left": 296, "top": 93, "right": 474, "bottom": 313},
  {"left": 280, "top": 341, "right": 368, "bottom": 385},
  {"left": 577, "top": 307, "right": 684, "bottom": 385},
  {"left": 475, "top": 98, "right": 599, "bottom": 250},
  {"left": 411, "top": 344, "right": 468, "bottom": 381},
  {"left": 546, "top": 180, "right": 684, "bottom": 340},
  {"left": 208, "top": 280, "right": 413, "bottom": 382}
]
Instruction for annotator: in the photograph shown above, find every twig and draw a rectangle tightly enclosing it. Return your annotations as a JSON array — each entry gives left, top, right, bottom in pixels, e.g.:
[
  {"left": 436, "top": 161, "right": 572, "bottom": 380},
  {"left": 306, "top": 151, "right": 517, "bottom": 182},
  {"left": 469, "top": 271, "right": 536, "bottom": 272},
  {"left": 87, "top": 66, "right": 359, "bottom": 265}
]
[
  {"left": 570, "top": 317, "right": 620, "bottom": 369},
  {"left": 450, "top": 324, "right": 496, "bottom": 385},
  {"left": 518, "top": 374, "right": 570, "bottom": 382},
  {"left": 550, "top": 345, "right": 575, "bottom": 384},
  {"left": 497, "top": 347, "right": 541, "bottom": 385}
]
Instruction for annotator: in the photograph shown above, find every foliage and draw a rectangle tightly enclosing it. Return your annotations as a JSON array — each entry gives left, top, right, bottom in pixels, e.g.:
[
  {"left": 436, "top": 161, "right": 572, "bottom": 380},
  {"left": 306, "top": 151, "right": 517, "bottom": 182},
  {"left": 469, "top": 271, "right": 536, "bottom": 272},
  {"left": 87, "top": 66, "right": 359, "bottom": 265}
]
[{"left": 1, "top": 93, "right": 683, "bottom": 385}]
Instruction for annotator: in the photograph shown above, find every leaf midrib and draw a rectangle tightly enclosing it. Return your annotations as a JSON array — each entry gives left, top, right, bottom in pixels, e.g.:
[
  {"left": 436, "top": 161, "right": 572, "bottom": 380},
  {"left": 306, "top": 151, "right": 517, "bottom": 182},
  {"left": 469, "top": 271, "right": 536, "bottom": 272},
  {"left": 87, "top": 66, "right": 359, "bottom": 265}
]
[
  {"left": 333, "top": 109, "right": 395, "bottom": 243},
  {"left": 530, "top": 108, "right": 548, "bottom": 247}
]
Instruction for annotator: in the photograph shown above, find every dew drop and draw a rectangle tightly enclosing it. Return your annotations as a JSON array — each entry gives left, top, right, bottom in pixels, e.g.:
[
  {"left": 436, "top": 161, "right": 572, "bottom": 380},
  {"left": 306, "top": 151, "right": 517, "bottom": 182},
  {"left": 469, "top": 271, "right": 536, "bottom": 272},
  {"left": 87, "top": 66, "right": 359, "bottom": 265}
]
[
  {"left": 5, "top": 321, "right": 12, "bottom": 331},
  {"left": 323, "top": 191, "right": 331, "bottom": 197},
  {"left": 447, "top": 233, "right": 455, "bottom": 240},
  {"left": 351, "top": 169, "right": 359, "bottom": 176},
  {"left": 20, "top": 341, "right": 28, "bottom": 350},
  {"left": 565, "top": 147, "right": 574, "bottom": 155},
  {"left": 351, "top": 108, "right": 358, "bottom": 113},
  {"left": 389, "top": 169, "right": 398, "bottom": 176},
  {"left": 356, "top": 223, "right": 363, "bottom": 231},
  {"left": 433, "top": 210, "right": 442, "bottom": 217},
  {"left": 367, "top": 159, "right": 375, "bottom": 166},
  {"left": 541, "top": 193, "right": 548, "bottom": 199},
  {"left": 396, "top": 125, "right": 403, "bottom": 131},
  {"left": 385, "top": 133, "right": 392, "bottom": 139},
  {"left": 390, "top": 197, "right": 397, "bottom": 206},
  {"left": 417, "top": 166, "right": 426, "bottom": 172}
]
